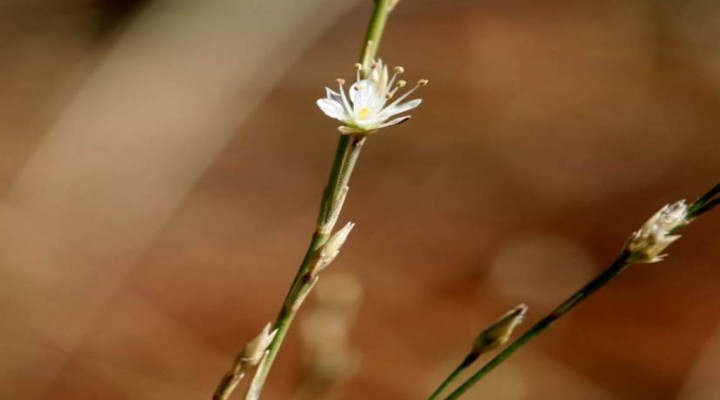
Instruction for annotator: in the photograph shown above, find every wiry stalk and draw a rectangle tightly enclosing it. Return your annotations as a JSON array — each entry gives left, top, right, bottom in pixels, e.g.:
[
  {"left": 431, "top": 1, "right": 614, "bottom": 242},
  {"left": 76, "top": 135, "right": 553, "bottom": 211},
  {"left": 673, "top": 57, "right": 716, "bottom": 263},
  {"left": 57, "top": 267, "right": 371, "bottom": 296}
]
[
  {"left": 243, "top": 136, "right": 365, "bottom": 400},
  {"left": 444, "top": 184, "right": 719, "bottom": 399},
  {"left": 426, "top": 354, "right": 478, "bottom": 400},
  {"left": 444, "top": 252, "right": 630, "bottom": 399},
  {"left": 212, "top": 1, "right": 397, "bottom": 399},
  {"left": 427, "top": 304, "right": 527, "bottom": 400}
]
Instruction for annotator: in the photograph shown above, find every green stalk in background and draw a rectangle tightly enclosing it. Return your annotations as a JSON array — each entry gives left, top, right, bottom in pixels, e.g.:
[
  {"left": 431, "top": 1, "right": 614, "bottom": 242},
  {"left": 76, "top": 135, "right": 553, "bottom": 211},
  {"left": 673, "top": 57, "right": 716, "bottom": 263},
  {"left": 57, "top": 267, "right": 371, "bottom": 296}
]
[
  {"left": 427, "top": 305, "right": 527, "bottom": 400},
  {"left": 444, "top": 184, "right": 719, "bottom": 399}
]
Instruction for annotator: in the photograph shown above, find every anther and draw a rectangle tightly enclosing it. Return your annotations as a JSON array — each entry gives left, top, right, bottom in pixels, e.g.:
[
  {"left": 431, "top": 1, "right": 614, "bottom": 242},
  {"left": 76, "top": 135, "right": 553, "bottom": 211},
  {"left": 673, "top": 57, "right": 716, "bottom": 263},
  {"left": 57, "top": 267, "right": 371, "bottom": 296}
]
[
  {"left": 394, "top": 66, "right": 404, "bottom": 74},
  {"left": 336, "top": 78, "right": 346, "bottom": 85},
  {"left": 354, "top": 63, "right": 362, "bottom": 71},
  {"left": 417, "top": 79, "right": 429, "bottom": 86},
  {"left": 397, "top": 80, "right": 407, "bottom": 88}
]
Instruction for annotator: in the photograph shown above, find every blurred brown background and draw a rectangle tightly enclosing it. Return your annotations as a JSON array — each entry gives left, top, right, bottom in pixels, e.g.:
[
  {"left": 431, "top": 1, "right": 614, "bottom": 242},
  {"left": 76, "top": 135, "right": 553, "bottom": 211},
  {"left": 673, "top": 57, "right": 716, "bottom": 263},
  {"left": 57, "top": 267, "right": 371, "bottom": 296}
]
[{"left": 1, "top": 0, "right": 719, "bottom": 399}]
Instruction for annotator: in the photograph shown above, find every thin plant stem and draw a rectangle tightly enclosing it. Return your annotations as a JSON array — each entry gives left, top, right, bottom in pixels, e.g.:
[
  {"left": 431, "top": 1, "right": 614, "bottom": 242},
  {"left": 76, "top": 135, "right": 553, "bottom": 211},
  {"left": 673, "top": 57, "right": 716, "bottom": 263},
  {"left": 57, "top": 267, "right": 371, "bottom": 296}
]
[
  {"left": 444, "top": 252, "right": 632, "bottom": 399},
  {"left": 235, "top": 1, "right": 396, "bottom": 399},
  {"left": 213, "top": 371, "right": 245, "bottom": 400},
  {"left": 243, "top": 136, "right": 364, "bottom": 400},
  {"left": 445, "top": 183, "right": 719, "bottom": 399},
  {"left": 360, "top": 0, "right": 392, "bottom": 69},
  {"left": 426, "top": 353, "right": 479, "bottom": 400}
]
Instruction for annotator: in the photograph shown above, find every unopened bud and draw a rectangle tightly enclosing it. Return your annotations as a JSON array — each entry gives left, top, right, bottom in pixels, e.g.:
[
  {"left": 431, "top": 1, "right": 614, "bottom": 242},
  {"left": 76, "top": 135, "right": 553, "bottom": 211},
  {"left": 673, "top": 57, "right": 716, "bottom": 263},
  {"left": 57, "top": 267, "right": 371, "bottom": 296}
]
[
  {"left": 473, "top": 304, "right": 527, "bottom": 355},
  {"left": 241, "top": 323, "right": 277, "bottom": 367}
]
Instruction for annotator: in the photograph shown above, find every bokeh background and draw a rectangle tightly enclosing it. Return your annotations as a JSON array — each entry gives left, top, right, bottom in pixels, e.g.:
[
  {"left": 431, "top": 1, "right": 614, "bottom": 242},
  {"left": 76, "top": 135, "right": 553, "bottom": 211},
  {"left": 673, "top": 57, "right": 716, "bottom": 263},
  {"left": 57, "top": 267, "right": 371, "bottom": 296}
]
[{"left": 1, "top": 0, "right": 719, "bottom": 399}]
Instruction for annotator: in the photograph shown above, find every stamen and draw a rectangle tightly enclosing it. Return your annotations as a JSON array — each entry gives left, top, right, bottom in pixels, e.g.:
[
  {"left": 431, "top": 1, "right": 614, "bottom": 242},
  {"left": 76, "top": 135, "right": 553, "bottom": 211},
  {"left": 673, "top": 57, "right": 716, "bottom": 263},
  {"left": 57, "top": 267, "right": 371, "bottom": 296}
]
[
  {"left": 353, "top": 63, "right": 363, "bottom": 82},
  {"left": 336, "top": 78, "right": 346, "bottom": 85},
  {"left": 387, "top": 67, "right": 403, "bottom": 90},
  {"left": 383, "top": 78, "right": 427, "bottom": 110},
  {"left": 397, "top": 80, "right": 407, "bottom": 88}
]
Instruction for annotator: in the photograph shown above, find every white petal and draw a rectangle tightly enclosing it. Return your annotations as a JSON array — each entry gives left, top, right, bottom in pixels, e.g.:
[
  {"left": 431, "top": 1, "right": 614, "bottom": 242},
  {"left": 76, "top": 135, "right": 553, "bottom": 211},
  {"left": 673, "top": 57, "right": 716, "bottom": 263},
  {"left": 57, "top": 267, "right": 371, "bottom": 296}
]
[
  {"left": 382, "top": 84, "right": 422, "bottom": 112},
  {"left": 379, "top": 98, "right": 422, "bottom": 119},
  {"left": 325, "top": 87, "right": 342, "bottom": 102},
  {"left": 376, "top": 115, "right": 411, "bottom": 129},
  {"left": 317, "top": 98, "right": 346, "bottom": 120},
  {"left": 349, "top": 79, "right": 381, "bottom": 109},
  {"left": 338, "top": 84, "right": 354, "bottom": 117},
  {"left": 348, "top": 81, "right": 363, "bottom": 104}
]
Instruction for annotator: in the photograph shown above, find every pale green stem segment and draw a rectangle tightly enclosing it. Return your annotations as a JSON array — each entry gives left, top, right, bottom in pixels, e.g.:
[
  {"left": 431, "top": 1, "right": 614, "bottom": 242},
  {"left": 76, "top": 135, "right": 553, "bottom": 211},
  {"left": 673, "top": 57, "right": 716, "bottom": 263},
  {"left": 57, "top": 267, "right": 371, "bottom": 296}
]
[
  {"left": 235, "top": 1, "right": 396, "bottom": 399},
  {"left": 214, "top": 371, "right": 245, "bottom": 400},
  {"left": 444, "top": 183, "right": 719, "bottom": 399},
  {"left": 244, "top": 135, "right": 365, "bottom": 400}
]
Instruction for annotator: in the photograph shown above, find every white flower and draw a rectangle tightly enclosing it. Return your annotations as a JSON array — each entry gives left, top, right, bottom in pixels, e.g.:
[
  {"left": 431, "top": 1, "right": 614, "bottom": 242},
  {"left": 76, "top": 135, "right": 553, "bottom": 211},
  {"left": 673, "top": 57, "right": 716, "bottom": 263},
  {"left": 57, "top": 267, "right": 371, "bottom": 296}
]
[
  {"left": 317, "top": 60, "right": 427, "bottom": 134},
  {"left": 626, "top": 200, "right": 689, "bottom": 263}
]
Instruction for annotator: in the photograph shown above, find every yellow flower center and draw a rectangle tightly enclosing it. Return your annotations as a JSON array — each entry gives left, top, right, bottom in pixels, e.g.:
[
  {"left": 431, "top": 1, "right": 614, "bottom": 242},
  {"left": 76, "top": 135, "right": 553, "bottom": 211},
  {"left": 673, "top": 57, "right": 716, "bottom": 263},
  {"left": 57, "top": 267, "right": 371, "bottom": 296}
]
[{"left": 357, "top": 107, "right": 372, "bottom": 120}]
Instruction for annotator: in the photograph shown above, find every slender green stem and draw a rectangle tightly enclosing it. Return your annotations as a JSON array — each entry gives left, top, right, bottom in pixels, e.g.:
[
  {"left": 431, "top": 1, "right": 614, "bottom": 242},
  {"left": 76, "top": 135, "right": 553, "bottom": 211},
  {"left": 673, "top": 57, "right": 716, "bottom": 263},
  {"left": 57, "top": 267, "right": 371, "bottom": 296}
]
[
  {"left": 238, "top": 3, "right": 396, "bottom": 398},
  {"left": 444, "top": 252, "right": 632, "bottom": 399},
  {"left": 688, "top": 183, "right": 720, "bottom": 218},
  {"left": 360, "top": 0, "right": 392, "bottom": 68},
  {"left": 244, "top": 136, "right": 365, "bottom": 400},
  {"left": 443, "top": 183, "right": 720, "bottom": 399},
  {"left": 427, "top": 353, "right": 479, "bottom": 400},
  {"left": 213, "top": 371, "right": 245, "bottom": 400}
]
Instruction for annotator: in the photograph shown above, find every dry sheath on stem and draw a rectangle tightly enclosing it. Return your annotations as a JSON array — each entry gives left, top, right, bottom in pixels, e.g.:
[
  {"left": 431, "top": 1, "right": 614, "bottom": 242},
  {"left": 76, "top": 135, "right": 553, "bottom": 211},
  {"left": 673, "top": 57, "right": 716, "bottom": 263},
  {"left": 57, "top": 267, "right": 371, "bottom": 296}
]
[
  {"left": 213, "top": 323, "right": 277, "bottom": 400},
  {"left": 311, "top": 222, "right": 356, "bottom": 276}
]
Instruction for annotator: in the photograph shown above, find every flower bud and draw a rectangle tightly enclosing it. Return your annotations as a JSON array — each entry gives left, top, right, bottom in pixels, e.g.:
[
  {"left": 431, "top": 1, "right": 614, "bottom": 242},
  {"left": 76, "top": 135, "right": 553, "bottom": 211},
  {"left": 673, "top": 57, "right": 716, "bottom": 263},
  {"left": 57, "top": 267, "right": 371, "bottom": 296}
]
[
  {"left": 472, "top": 304, "right": 528, "bottom": 355},
  {"left": 626, "top": 200, "right": 688, "bottom": 263}
]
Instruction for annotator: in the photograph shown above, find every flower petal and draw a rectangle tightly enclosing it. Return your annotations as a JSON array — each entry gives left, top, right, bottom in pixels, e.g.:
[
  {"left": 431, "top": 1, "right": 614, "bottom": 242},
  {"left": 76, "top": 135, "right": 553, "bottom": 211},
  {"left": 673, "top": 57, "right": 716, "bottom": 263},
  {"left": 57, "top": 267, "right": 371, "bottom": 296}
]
[
  {"left": 376, "top": 115, "right": 411, "bottom": 129},
  {"left": 379, "top": 98, "right": 422, "bottom": 119},
  {"left": 317, "top": 98, "right": 345, "bottom": 120},
  {"left": 349, "top": 79, "right": 381, "bottom": 110},
  {"left": 325, "top": 88, "right": 342, "bottom": 102}
]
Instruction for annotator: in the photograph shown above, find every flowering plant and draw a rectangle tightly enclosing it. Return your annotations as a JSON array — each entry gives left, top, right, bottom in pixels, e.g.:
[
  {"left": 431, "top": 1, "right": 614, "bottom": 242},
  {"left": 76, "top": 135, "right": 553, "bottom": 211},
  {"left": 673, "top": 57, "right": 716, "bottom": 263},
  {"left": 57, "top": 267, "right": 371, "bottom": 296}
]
[{"left": 317, "top": 61, "right": 426, "bottom": 134}]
